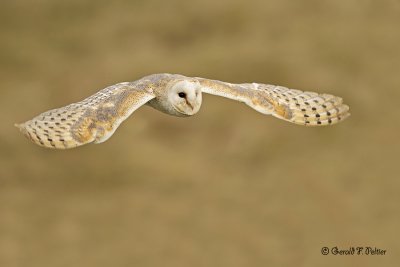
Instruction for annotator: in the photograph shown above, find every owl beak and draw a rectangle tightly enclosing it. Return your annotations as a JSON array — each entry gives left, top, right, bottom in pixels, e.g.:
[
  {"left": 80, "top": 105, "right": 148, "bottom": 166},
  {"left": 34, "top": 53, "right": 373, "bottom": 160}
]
[{"left": 185, "top": 98, "right": 194, "bottom": 110}]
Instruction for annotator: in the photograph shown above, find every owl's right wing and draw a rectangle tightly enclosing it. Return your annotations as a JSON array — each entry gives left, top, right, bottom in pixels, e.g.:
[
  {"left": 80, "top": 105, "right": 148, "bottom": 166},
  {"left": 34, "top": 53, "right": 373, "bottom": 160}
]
[{"left": 16, "top": 82, "right": 155, "bottom": 149}]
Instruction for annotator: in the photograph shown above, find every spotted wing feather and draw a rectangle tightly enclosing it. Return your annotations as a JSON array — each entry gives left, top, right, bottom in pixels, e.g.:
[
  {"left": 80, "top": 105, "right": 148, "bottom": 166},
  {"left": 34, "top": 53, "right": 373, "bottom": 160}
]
[
  {"left": 198, "top": 78, "right": 350, "bottom": 126},
  {"left": 252, "top": 84, "right": 350, "bottom": 126},
  {"left": 16, "top": 82, "right": 155, "bottom": 149}
]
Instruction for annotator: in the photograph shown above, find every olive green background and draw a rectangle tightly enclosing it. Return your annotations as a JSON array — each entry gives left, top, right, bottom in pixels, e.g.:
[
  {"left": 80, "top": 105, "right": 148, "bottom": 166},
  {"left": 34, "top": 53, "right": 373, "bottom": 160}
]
[{"left": 1, "top": 0, "right": 399, "bottom": 266}]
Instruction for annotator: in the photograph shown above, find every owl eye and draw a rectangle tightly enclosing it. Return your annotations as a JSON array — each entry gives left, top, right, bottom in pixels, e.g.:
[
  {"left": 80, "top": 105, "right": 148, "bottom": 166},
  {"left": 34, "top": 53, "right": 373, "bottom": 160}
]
[{"left": 178, "top": 92, "right": 186, "bottom": 98}]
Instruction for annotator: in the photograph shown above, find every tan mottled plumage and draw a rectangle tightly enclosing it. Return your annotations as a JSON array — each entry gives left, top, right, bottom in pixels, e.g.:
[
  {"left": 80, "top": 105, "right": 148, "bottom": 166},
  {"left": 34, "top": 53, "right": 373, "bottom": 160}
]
[
  {"left": 198, "top": 78, "right": 350, "bottom": 126},
  {"left": 16, "top": 73, "right": 350, "bottom": 149}
]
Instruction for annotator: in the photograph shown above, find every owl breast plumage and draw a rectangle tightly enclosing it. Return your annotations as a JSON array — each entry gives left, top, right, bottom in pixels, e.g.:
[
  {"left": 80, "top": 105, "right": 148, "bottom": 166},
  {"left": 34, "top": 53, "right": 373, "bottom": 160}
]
[{"left": 16, "top": 73, "right": 350, "bottom": 149}]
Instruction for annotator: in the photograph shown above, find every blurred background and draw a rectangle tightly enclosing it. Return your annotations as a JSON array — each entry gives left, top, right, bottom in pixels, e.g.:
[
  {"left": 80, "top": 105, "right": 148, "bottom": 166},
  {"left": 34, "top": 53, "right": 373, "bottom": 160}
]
[{"left": 1, "top": 0, "right": 399, "bottom": 266}]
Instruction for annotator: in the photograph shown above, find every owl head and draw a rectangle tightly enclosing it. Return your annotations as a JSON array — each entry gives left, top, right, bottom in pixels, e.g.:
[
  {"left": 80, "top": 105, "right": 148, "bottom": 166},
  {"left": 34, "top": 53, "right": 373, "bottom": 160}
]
[{"left": 167, "top": 79, "right": 202, "bottom": 116}]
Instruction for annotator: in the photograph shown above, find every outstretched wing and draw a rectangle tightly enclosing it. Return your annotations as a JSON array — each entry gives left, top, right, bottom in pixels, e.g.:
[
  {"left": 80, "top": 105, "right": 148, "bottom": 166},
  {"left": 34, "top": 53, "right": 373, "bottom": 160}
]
[
  {"left": 197, "top": 78, "right": 350, "bottom": 126},
  {"left": 16, "top": 82, "right": 155, "bottom": 149}
]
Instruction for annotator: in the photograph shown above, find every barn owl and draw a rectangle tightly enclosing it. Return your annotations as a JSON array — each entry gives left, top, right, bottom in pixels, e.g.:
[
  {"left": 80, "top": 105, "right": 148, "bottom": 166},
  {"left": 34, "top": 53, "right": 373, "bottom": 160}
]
[{"left": 16, "top": 73, "right": 350, "bottom": 149}]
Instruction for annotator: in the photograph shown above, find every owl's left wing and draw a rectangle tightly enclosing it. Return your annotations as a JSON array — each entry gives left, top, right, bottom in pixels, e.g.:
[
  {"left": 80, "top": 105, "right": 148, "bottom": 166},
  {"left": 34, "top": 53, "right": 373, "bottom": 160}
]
[
  {"left": 196, "top": 78, "right": 350, "bottom": 126},
  {"left": 16, "top": 82, "right": 155, "bottom": 149}
]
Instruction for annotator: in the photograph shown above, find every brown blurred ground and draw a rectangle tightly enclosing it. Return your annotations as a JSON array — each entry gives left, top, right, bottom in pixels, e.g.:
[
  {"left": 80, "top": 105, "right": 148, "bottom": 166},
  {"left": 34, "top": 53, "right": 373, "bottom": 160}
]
[{"left": 1, "top": 0, "right": 399, "bottom": 266}]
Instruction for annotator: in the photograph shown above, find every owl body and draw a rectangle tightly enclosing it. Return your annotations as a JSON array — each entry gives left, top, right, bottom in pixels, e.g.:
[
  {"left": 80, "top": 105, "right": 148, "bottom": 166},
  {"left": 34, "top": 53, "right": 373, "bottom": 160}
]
[{"left": 16, "top": 73, "right": 350, "bottom": 149}]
